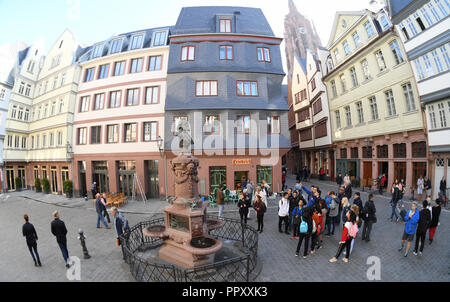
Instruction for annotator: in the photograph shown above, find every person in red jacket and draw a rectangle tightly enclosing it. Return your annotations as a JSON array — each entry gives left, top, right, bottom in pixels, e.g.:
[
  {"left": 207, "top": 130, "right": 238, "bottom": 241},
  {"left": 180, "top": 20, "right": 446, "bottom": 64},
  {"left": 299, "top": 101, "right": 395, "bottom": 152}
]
[{"left": 329, "top": 210, "right": 357, "bottom": 263}]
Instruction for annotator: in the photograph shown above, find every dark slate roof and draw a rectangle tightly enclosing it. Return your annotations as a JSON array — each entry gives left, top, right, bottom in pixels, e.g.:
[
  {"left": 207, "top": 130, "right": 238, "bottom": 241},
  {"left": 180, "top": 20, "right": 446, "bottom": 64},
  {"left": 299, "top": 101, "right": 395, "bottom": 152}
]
[
  {"left": 295, "top": 56, "right": 307, "bottom": 73},
  {"left": 173, "top": 6, "right": 274, "bottom": 36},
  {"left": 388, "top": 0, "right": 415, "bottom": 17},
  {"left": 77, "top": 26, "right": 173, "bottom": 63},
  {"left": 18, "top": 47, "right": 30, "bottom": 66}
]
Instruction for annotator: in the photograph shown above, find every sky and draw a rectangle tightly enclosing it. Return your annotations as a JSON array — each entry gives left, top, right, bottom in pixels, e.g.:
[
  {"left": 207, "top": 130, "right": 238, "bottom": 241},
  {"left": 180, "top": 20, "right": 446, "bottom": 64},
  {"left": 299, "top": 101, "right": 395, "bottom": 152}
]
[{"left": 0, "top": 0, "right": 373, "bottom": 69}]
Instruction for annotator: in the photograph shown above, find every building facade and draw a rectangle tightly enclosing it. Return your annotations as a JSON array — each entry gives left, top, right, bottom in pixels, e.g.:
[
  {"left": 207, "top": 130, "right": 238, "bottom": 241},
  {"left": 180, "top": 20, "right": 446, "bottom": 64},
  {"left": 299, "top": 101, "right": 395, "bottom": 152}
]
[
  {"left": 72, "top": 27, "right": 171, "bottom": 199},
  {"left": 323, "top": 9, "right": 427, "bottom": 194},
  {"left": 388, "top": 0, "right": 450, "bottom": 198},
  {"left": 164, "top": 6, "right": 290, "bottom": 195},
  {"left": 3, "top": 30, "right": 84, "bottom": 194}
]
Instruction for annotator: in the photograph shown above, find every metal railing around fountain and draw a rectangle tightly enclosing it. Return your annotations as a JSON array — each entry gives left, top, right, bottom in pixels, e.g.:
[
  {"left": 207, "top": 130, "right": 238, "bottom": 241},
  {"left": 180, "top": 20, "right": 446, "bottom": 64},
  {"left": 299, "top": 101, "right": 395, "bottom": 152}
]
[{"left": 120, "top": 214, "right": 259, "bottom": 282}]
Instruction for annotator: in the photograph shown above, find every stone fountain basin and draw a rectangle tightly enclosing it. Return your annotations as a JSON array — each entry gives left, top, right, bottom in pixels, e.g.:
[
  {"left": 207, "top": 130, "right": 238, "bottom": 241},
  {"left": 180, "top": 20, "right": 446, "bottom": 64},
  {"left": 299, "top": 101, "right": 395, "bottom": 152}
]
[
  {"left": 184, "top": 236, "right": 223, "bottom": 256},
  {"left": 142, "top": 225, "right": 169, "bottom": 239},
  {"left": 206, "top": 218, "right": 225, "bottom": 231}
]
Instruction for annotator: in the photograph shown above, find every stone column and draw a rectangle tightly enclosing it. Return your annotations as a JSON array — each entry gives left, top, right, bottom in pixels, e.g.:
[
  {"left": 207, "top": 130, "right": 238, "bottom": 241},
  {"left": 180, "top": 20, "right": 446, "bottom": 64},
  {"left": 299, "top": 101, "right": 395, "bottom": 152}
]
[
  {"left": 85, "top": 160, "right": 93, "bottom": 198},
  {"left": 136, "top": 159, "right": 146, "bottom": 196},
  {"left": 107, "top": 159, "right": 118, "bottom": 194}
]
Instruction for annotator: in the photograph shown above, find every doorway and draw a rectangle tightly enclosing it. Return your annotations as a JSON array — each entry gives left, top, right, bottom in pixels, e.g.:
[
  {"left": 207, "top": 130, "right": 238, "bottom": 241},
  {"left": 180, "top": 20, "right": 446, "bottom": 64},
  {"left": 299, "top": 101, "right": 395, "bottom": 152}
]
[
  {"left": 234, "top": 171, "right": 249, "bottom": 191},
  {"left": 93, "top": 161, "right": 109, "bottom": 193},
  {"left": 6, "top": 166, "right": 15, "bottom": 191},
  {"left": 394, "top": 162, "right": 407, "bottom": 183},
  {"left": 118, "top": 161, "right": 136, "bottom": 196},
  {"left": 50, "top": 166, "right": 58, "bottom": 194},
  {"left": 18, "top": 166, "right": 26, "bottom": 189},
  {"left": 363, "top": 161, "right": 372, "bottom": 187},
  {"left": 209, "top": 166, "right": 226, "bottom": 194},
  {"left": 146, "top": 160, "right": 159, "bottom": 198}
]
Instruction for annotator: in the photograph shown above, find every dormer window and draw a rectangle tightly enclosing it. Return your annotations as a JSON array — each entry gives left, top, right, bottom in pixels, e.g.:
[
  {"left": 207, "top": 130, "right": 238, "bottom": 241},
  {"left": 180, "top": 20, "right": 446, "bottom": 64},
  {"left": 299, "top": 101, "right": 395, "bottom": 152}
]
[
  {"left": 92, "top": 43, "right": 103, "bottom": 59},
  {"left": 152, "top": 30, "right": 168, "bottom": 47},
  {"left": 110, "top": 38, "right": 123, "bottom": 54},
  {"left": 130, "top": 34, "right": 144, "bottom": 50},
  {"left": 257, "top": 47, "right": 271, "bottom": 62},
  {"left": 219, "top": 19, "right": 231, "bottom": 33}
]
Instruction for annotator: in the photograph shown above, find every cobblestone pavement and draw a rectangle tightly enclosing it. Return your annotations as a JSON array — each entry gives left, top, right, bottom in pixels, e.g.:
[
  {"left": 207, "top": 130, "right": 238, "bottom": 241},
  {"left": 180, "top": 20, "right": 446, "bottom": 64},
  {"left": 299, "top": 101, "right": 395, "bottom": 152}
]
[{"left": 0, "top": 174, "right": 449, "bottom": 282}]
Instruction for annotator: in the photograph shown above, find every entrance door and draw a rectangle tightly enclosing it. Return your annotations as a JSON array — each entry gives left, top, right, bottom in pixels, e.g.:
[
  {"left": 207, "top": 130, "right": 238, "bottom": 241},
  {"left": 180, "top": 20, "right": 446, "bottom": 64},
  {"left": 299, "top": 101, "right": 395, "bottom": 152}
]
[
  {"left": 209, "top": 166, "right": 226, "bottom": 194},
  {"left": 119, "top": 172, "right": 134, "bottom": 196},
  {"left": 394, "top": 162, "right": 407, "bottom": 183},
  {"left": 348, "top": 161, "right": 357, "bottom": 178},
  {"left": 363, "top": 161, "right": 372, "bottom": 188},
  {"left": 6, "top": 167, "right": 15, "bottom": 191},
  {"left": 146, "top": 160, "right": 159, "bottom": 198},
  {"left": 50, "top": 167, "right": 58, "bottom": 194},
  {"left": 234, "top": 171, "right": 249, "bottom": 191},
  {"left": 434, "top": 158, "right": 445, "bottom": 199},
  {"left": 94, "top": 171, "right": 109, "bottom": 194},
  {"left": 378, "top": 162, "right": 388, "bottom": 188},
  {"left": 412, "top": 162, "right": 427, "bottom": 191},
  {"left": 18, "top": 166, "right": 26, "bottom": 189}
]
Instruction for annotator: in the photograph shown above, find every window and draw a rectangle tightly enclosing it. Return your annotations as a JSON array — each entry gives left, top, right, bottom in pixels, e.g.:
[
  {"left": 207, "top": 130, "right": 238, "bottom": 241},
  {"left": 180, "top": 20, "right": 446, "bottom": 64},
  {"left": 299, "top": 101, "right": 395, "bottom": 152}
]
[
  {"left": 27, "top": 60, "right": 35, "bottom": 74},
  {"left": 204, "top": 115, "right": 220, "bottom": 134},
  {"left": 432, "top": 50, "right": 444, "bottom": 73},
  {"left": 43, "top": 104, "right": 48, "bottom": 118},
  {"left": 375, "top": 50, "right": 387, "bottom": 71},
  {"left": 311, "top": 78, "right": 316, "bottom": 91},
  {"left": 126, "top": 88, "right": 139, "bottom": 106},
  {"left": 403, "top": 83, "right": 416, "bottom": 112},
  {"left": 7, "top": 135, "right": 12, "bottom": 148},
  {"left": 267, "top": 116, "right": 280, "bottom": 134},
  {"left": 331, "top": 80, "right": 337, "bottom": 98},
  {"left": 393, "top": 143, "right": 406, "bottom": 158},
  {"left": 300, "top": 128, "right": 312, "bottom": 141},
  {"left": 236, "top": 81, "right": 258, "bottom": 96},
  {"left": 153, "top": 31, "right": 167, "bottom": 47},
  {"left": 390, "top": 40, "right": 404, "bottom": 65},
  {"left": 428, "top": 105, "right": 437, "bottom": 129},
  {"left": 31, "top": 136, "right": 34, "bottom": 149},
  {"left": 85, "top": 68, "right": 95, "bottom": 82},
  {"left": 50, "top": 55, "right": 61, "bottom": 68},
  {"left": 110, "top": 38, "right": 123, "bottom": 54},
  {"left": 58, "top": 100, "right": 64, "bottom": 113},
  {"left": 312, "top": 98, "right": 322, "bottom": 115},
  {"left": 49, "top": 132, "right": 54, "bottom": 147},
  {"left": 298, "top": 107, "right": 310, "bottom": 122},
  {"left": 345, "top": 106, "right": 352, "bottom": 127},
  {"left": 440, "top": 45, "right": 450, "bottom": 70},
  {"left": 36, "top": 135, "right": 39, "bottom": 149},
  {"left": 19, "top": 82, "right": 25, "bottom": 94},
  {"left": 130, "top": 34, "right": 144, "bottom": 50},
  {"left": 421, "top": 8, "right": 434, "bottom": 27},
  {"left": 340, "top": 74, "right": 346, "bottom": 93},
  {"left": 50, "top": 102, "right": 56, "bottom": 116},
  {"left": 314, "top": 120, "right": 327, "bottom": 138},
  {"left": 369, "top": 96, "right": 379, "bottom": 120},
  {"left": 428, "top": 3, "right": 442, "bottom": 21},
  {"left": 356, "top": 101, "right": 364, "bottom": 124},
  {"left": 380, "top": 15, "right": 390, "bottom": 30},
  {"left": 423, "top": 54, "right": 434, "bottom": 76},
  {"left": 362, "top": 146, "right": 373, "bottom": 158},
  {"left": 219, "top": 46, "right": 233, "bottom": 60},
  {"left": 93, "top": 93, "right": 105, "bottom": 110},
  {"left": 385, "top": 90, "right": 396, "bottom": 116},
  {"left": 57, "top": 131, "right": 63, "bottom": 146},
  {"left": 143, "top": 122, "right": 157, "bottom": 141},
  {"left": 145, "top": 86, "right": 159, "bottom": 104},
  {"left": 80, "top": 96, "right": 90, "bottom": 112},
  {"left": 113, "top": 61, "right": 125, "bottom": 76},
  {"left": 415, "top": 13, "right": 426, "bottom": 31},
  {"left": 181, "top": 46, "right": 195, "bottom": 61},
  {"left": 148, "top": 55, "right": 162, "bottom": 71},
  {"left": 334, "top": 49, "right": 341, "bottom": 63},
  {"left": 130, "top": 58, "right": 143, "bottom": 73},
  {"left": 24, "top": 109, "right": 30, "bottom": 120},
  {"left": 78, "top": 128, "right": 87, "bottom": 145},
  {"left": 406, "top": 18, "right": 418, "bottom": 37},
  {"left": 124, "top": 123, "right": 137, "bottom": 142},
  {"left": 335, "top": 110, "right": 341, "bottom": 129},
  {"left": 377, "top": 145, "right": 388, "bottom": 158},
  {"left": 91, "top": 126, "right": 101, "bottom": 144},
  {"left": 43, "top": 81, "right": 48, "bottom": 94},
  {"left": 434, "top": 0, "right": 449, "bottom": 17},
  {"left": 414, "top": 58, "right": 426, "bottom": 80},
  {"left": 364, "top": 21, "right": 375, "bottom": 38},
  {"left": 257, "top": 47, "right": 271, "bottom": 62},
  {"left": 52, "top": 77, "right": 58, "bottom": 89},
  {"left": 343, "top": 41, "right": 350, "bottom": 55},
  {"left": 352, "top": 32, "right": 360, "bottom": 48},
  {"left": 61, "top": 73, "right": 66, "bottom": 86},
  {"left": 350, "top": 67, "right": 358, "bottom": 87},
  {"left": 36, "top": 107, "right": 41, "bottom": 120},
  {"left": 351, "top": 147, "right": 359, "bottom": 159},
  {"left": 92, "top": 44, "right": 103, "bottom": 58},
  {"left": 196, "top": 81, "right": 218, "bottom": 96},
  {"left": 0, "top": 88, "right": 5, "bottom": 100},
  {"left": 109, "top": 91, "right": 121, "bottom": 108},
  {"left": 236, "top": 115, "right": 250, "bottom": 134},
  {"left": 438, "top": 103, "right": 447, "bottom": 128},
  {"left": 173, "top": 116, "right": 188, "bottom": 133},
  {"left": 340, "top": 148, "right": 347, "bottom": 159},
  {"left": 41, "top": 134, "right": 47, "bottom": 148},
  {"left": 10, "top": 105, "right": 17, "bottom": 119},
  {"left": 17, "top": 107, "right": 24, "bottom": 120},
  {"left": 98, "top": 64, "right": 109, "bottom": 79},
  {"left": 412, "top": 142, "right": 427, "bottom": 158},
  {"left": 107, "top": 125, "right": 119, "bottom": 143},
  {"left": 15, "top": 136, "right": 20, "bottom": 148},
  {"left": 25, "top": 84, "right": 31, "bottom": 97},
  {"left": 219, "top": 19, "right": 231, "bottom": 32}
]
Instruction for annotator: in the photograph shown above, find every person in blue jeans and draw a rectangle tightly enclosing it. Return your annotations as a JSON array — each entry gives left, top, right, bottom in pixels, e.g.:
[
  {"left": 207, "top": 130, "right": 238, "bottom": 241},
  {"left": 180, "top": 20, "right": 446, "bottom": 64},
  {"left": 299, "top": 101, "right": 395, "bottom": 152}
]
[
  {"left": 95, "top": 194, "right": 110, "bottom": 229},
  {"left": 326, "top": 192, "right": 339, "bottom": 236},
  {"left": 22, "top": 214, "right": 42, "bottom": 267},
  {"left": 50, "top": 210, "right": 71, "bottom": 268},
  {"left": 390, "top": 183, "right": 400, "bottom": 221},
  {"left": 398, "top": 202, "right": 420, "bottom": 257}
]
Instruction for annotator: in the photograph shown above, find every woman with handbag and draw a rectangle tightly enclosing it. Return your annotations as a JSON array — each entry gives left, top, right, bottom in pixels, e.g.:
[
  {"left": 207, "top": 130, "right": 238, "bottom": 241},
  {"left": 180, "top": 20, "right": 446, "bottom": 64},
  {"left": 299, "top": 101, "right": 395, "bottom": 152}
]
[
  {"left": 329, "top": 210, "right": 358, "bottom": 263},
  {"left": 253, "top": 195, "right": 266, "bottom": 233},
  {"left": 291, "top": 200, "right": 304, "bottom": 240},
  {"left": 347, "top": 205, "right": 360, "bottom": 256}
]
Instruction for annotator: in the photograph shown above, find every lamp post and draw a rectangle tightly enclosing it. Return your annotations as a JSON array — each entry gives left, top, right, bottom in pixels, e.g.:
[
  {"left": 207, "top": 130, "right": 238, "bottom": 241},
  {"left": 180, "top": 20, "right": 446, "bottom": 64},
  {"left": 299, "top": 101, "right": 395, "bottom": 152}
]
[{"left": 157, "top": 136, "right": 168, "bottom": 201}]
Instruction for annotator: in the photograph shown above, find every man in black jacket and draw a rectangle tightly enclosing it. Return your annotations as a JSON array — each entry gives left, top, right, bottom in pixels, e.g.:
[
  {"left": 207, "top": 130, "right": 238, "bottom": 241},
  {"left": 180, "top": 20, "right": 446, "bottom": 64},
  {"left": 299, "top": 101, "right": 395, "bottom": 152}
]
[
  {"left": 22, "top": 214, "right": 41, "bottom": 267},
  {"left": 50, "top": 211, "right": 70, "bottom": 268},
  {"left": 344, "top": 182, "right": 352, "bottom": 200},
  {"left": 336, "top": 173, "right": 343, "bottom": 189},
  {"left": 413, "top": 200, "right": 431, "bottom": 256},
  {"left": 361, "top": 194, "right": 377, "bottom": 242},
  {"left": 295, "top": 207, "right": 313, "bottom": 258},
  {"left": 353, "top": 192, "right": 363, "bottom": 210}
]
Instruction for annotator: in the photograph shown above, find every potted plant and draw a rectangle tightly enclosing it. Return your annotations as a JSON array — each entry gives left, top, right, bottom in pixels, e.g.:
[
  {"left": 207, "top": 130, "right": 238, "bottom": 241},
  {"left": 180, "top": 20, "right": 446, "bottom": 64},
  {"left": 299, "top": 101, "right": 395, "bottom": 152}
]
[
  {"left": 63, "top": 180, "right": 73, "bottom": 198},
  {"left": 42, "top": 178, "right": 50, "bottom": 194},
  {"left": 34, "top": 178, "right": 42, "bottom": 192},
  {"left": 15, "top": 177, "right": 22, "bottom": 192}
]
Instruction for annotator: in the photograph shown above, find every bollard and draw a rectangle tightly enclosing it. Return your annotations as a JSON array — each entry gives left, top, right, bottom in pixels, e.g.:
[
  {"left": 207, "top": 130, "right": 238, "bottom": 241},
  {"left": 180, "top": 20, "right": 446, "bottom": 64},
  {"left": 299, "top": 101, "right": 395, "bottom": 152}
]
[{"left": 78, "top": 229, "right": 91, "bottom": 259}]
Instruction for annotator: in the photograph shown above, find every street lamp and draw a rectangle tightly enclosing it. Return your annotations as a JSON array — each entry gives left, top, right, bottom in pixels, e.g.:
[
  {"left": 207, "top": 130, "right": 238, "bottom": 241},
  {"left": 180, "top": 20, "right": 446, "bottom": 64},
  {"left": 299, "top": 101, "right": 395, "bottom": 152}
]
[{"left": 157, "top": 136, "right": 168, "bottom": 201}]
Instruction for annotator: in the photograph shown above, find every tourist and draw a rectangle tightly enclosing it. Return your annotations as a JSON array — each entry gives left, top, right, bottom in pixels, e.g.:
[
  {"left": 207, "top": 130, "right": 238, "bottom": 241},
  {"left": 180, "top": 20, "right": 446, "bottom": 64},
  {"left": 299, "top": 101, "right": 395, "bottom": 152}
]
[
  {"left": 398, "top": 179, "right": 406, "bottom": 209},
  {"left": 329, "top": 210, "right": 358, "bottom": 263},
  {"left": 379, "top": 174, "right": 386, "bottom": 194},
  {"left": 255, "top": 186, "right": 267, "bottom": 208},
  {"left": 253, "top": 195, "right": 266, "bottom": 233},
  {"left": 398, "top": 202, "right": 420, "bottom": 257},
  {"left": 111, "top": 207, "right": 130, "bottom": 238},
  {"left": 241, "top": 176, "right": 247, "bottom": 190},
  {"left": 319, "top": 167, "right": 325, "bottom": 180},
  {"left": 293, "top": 179, "right": 301, "bottom": 192},
  {"left": 413, "top": 200, "right": 431, "bottom": 256},
  {"left": 341, "top": 197, "right": 351, "bottom": 228},
  {"left": 291, "top": 199, "right": 304, "bottom": 239},
  {"left": 288, "top": 191, "right": 299, "bottom": 232},
  {"left": 417, "top": 175, "right": 424, "bottom": 201},
  {"left": 361, "top": 194, "right": 376, "bottom": 242},
  {"left": 216, "top": 184, "right": 225, "bottom": 218},
  {"left": 326, "top": 191, "right": 339, "bottom": 236},
  {"left": 347, "top": 204, "right": 360, "bottom": 256},
  {"left": 336, "top": 187, "right": 345, "bottom": 225},
  {"left": 324, "top": 191, "right": 332, "bottom": 232},
  {"left": 318, "top": 199, "right": 327, "bottom": 246},
  {"left": 336, "top": 173, "right": 343, "bottom": 189},
  {"left": 439, "top": 177, "right": 447, "bottom": 202},
  {"left": 237, "top": 192, "right": 251, "bottom": 225},
  {"left": 246, "top": 180, "right": 254, "bottom": 201},
  {"left": 91, "top": 182, "right": 97, "bottom": 199},
  {"left": 424, "top": 177, "right": 432, "bottom": 197},
  {"left": 95, "top": 193, "right": 110, "bottom": 229},
  {"left": 302, "top": 166, "right": 308, "bottom": 182},
  {"left": 310, "top": 205, "right": 323, "bottom": 254},
  {"left": 281, "top": 171, "right": 286, "bottom": 191},
  {"left": 301, "top": 184, "right": 317, "bottom": 207},
  {"left": 50, "top": 210, "right": 70, "bottom": 268},
  {"left": 295, "top": 207, "right": 312, "bottom": 259},
  {"left": 261, "top": 180, "right": 270, "bottom": 197},
  {"left": 428, "top": 199, "right": 441, "bottom": 244},
  {"left": 22, "top": 214, "right": 41, "bottom": 267},
  {"left": 353, "top": 192, "right": 363, "bottom": 211},
  {"left": 278, "top": 192, "right": 290, "bottom": 234},
  {"left": 343, "top": 173, "right": 350, "bottom": 184},
  {"left": 344, "top": 181, "right": 352, "bottom": 200},
  {"left": 101, "top": 193, "right": 111, "bottom": 224},
  {"left": 390, "top": 182, "right": 400, "bottom": 222}
]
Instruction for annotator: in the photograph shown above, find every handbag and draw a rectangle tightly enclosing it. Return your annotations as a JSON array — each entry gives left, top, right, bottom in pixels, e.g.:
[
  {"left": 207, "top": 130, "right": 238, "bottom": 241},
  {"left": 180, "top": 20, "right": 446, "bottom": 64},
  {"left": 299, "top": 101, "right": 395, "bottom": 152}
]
[{"left": 373, "top": 214, "right": 377, "bottom": 224}]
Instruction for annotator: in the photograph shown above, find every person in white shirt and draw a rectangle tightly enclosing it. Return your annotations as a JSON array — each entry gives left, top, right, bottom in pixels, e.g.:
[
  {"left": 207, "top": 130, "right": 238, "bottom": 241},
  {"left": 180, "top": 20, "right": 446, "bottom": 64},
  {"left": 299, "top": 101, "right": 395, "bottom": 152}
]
[
  {"left": 417, "top": 176, "right": 424, "bottom": 200},
  {"left": 278, "top": 193, "right": 290, "bottom": 234},
  {"left": 255, "top": 186, "right": 267, "bottom": 207},
  {"left": 344, "top": 173, "right": 351, "bottom": 185}
]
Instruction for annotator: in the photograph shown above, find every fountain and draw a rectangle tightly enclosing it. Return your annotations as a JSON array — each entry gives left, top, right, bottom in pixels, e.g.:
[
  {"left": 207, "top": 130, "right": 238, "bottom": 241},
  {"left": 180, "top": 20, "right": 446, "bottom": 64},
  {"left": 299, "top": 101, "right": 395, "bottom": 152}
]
[{"left": 142, "top": 120, "right": 224, "bottom": 268}]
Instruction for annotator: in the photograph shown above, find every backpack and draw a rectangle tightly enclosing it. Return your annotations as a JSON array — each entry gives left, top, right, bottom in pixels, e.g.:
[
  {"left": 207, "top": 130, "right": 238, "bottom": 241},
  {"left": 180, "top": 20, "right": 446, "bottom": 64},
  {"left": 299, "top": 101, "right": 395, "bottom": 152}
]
[
  {"left": 349, "top": 222, "right": 358, "bottom": 238},
  {"left": 299, "top": 217, "right": 308, "bottom": 234}
]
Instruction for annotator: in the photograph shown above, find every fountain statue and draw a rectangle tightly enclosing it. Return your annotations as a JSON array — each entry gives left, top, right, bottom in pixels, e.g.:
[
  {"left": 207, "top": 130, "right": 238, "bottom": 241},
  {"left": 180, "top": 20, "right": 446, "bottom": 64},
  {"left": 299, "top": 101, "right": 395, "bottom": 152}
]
[{"left": 142, "top": 120, "right": 223, "bottom": 268}]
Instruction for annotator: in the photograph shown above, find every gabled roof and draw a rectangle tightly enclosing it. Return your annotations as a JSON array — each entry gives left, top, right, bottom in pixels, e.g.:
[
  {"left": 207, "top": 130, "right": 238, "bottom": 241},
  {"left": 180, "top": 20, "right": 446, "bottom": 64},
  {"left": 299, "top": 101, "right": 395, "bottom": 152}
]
[{"left": 326, "top": 10, "right": 366, "bottom": 48}]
